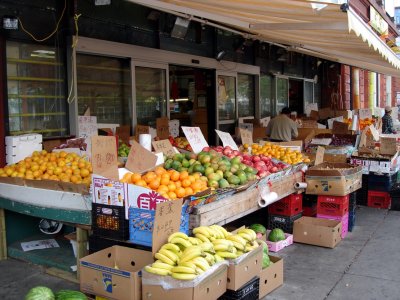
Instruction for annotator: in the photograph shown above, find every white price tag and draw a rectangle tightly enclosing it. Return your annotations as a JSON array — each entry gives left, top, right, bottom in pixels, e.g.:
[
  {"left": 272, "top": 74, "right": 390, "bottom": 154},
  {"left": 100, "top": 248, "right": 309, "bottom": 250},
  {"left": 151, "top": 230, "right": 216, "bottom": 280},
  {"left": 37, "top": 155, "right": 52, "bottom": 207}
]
[
  {"left": 182, "top": 126, "right": 209, "bottom": 153},
  {"left": 215, "top": 130, "right": 238, "bottom": 150}
]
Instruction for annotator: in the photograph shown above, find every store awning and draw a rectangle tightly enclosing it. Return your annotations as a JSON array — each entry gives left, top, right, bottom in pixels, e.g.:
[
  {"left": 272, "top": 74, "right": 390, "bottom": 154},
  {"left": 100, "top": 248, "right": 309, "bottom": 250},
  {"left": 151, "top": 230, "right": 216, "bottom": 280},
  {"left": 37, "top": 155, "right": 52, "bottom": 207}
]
[{"left": 128, "top": 0, "right": 400, "bottom": 77}]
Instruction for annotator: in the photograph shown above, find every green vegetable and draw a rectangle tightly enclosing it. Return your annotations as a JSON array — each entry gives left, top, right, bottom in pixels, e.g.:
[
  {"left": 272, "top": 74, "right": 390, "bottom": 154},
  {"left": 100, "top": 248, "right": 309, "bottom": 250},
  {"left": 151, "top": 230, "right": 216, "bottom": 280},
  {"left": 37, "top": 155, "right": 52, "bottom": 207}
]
[
  {"left": 55, "top": 290, "right": 87, "bottom": 300},
  {"left": 268, "top": 228, "right": 286, "bottom": 242},
  {"left": 262, "top": 253, "right": 271, "bottom": 269},
  {"left": 249, "top": 224, "right": 267, "bottom": 235},
  {"left": 25, "top": 286, "right": 55, "bottom": 300}
]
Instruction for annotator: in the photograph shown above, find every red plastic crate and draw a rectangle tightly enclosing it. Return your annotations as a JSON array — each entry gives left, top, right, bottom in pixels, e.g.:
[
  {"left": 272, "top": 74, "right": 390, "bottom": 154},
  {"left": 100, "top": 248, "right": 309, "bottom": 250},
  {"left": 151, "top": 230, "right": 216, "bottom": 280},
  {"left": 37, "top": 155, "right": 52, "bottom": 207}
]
[
  {"left": 317, "top": 195, "right": 349, "bottom": 217},
  {"left": 303, "top": 204, "right": 317, "bottom": 217},
  {"left": 268, "top": 194, "right": 303, "bottom": 216},
  {"left": 368, "top": 190, "right": 391, "bottom": 209}
]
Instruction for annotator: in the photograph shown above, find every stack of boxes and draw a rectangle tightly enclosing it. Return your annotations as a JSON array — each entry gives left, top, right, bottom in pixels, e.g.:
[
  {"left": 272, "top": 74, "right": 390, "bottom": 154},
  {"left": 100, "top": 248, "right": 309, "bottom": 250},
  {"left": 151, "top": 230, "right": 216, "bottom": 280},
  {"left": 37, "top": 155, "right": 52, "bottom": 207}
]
[
  {"left": 316, "top": 195, "right": 349, "bottom": 238},
  {"left": 5, "top": 134, "right": 42, "bottom": 165},
  {"left": 267, "top": 194, "right": 303, "bottom": 234},
  {"left": 366, "top": 173, "right": 397, "bottom": 209}
]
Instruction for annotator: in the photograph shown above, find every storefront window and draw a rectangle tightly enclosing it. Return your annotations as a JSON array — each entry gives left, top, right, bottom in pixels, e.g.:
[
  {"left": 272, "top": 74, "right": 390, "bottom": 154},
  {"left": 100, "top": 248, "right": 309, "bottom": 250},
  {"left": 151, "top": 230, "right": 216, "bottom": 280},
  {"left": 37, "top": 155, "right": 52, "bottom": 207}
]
[
  {"left": 303, "top": 80, "right": 314, "bottom": 114},
  {"left": 77, "top": 54, "right": 132, "bottom": 125},
  {"left": 6, "top": 42, "right": 67, "bottom": 137},
  {"left": 276, "top": 77, "right": 289, "bottom": 114},
  {"left": 218, "top": 75, "right": 236, "bottom": 121},
  {"left": 260, "top": 75, "right": 272, "bottom": 117},
  {"left": 135, "top": 66, "right": 167, "bottom": 126},
  {"left": 238, "top": 74, "right": 255, "bottom": 117}
]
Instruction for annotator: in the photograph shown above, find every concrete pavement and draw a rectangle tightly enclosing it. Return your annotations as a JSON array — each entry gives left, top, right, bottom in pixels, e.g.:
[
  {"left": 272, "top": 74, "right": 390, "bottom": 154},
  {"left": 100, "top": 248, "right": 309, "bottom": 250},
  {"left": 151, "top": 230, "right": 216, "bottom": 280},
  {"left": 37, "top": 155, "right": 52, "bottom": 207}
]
[{"left": 0, "top": 206, "right": 398, "bottom": 300}]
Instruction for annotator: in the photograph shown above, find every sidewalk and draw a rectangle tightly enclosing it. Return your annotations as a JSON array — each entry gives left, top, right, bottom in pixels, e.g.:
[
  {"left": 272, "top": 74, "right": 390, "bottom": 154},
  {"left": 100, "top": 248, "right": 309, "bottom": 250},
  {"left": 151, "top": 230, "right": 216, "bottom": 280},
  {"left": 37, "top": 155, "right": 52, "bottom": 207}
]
[{"left": 0, "top": 206, "right": 398, "bottom": 300}]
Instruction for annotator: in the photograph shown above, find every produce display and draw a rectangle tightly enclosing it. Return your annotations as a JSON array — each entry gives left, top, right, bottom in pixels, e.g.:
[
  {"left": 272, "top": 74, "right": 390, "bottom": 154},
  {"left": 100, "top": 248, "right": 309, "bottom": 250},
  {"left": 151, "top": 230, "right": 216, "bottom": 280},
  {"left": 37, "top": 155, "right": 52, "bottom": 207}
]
[
  {"left": 260, "top": 239, "right": 272, "bottom": 269},
  {"left": 120, "top": 166, "right": 209, "bottom": 200},
  {"left": 204, "top": 146, "right": 288, "bottom": 178},
  {"left": 169, "top": 136, "right": 193, "bottom": 151},
  {"left": 144, "top": 225, "right": 260, "bottom": 280},
  {"left": 54, "top": 137, "right": 87, "bottom": 151},
  {"left": 25, "top": 286, "right": 87, "bottom": 300},
  {"left": 0, "top": 151, "right": 92, "bottom": 186},
  {"left": 267, "top": 228, "right": 286, "bottom": 242},
  {"left": 249, "top": 223, "right": 267, "bottom": 239},
  {"left": 118, "top": 143, "right": 130, "bottom": 157},
  {"left": 165, "top": 151, "right": 257, "bottom": 188},
  {"left": 242, "top": 143, "right": 310, "bottom": 164}
]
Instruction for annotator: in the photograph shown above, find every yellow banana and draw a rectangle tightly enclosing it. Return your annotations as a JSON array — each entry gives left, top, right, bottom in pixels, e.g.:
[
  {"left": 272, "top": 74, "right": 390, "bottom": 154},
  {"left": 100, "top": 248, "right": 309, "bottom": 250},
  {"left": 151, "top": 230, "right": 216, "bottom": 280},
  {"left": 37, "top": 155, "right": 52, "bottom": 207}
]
[
  {"left": 226, "top": 235, "right": 247, "bottom": 246},
  {"left": 154, "top": 252, "right": 175, "bottom": 265},
  {"left": 231, "top": 241, "right": 245, "bottom": 251},
  {"left": 152, "top": 262, "right": 174, "bottom": 270},
  {"left": 213, "top": 243, "right": 233, "bottom": 252},
  {"left": 168, "top": 232, "right": 189, "bottom": 243},
  {"left": 179, "top": 261, "right": 197, "bottom": 270},
  {"left": 204, "top": 252, "right": 216, "bottom": 265},
  {"left": 244, "top": 245, "right": 256, "bottom": 252},
  {"left": 171, "top": 272, "right": 197, "bottom": 280},
  {"left": 145, "top": 265, "right": 171, "bottom": 276},
  {"left": 195, "top": 233, "right": 210, "bottom": 243},
  {"left": 191, "top": 257, "right": 210, "bottom": 271},
  {"left": 210, "top": 225, "right": 226, "bottom": 239},
  {"left": 236, "top": 251, "right": 244, "bottom": 256},
  {"left": 180, "top": 246, "right": 203, "bottom": 263},
  {"left": 214, "top": 254, "right": 224, "bottom": 262},
  {"left": 199, "top": 242, "right": 215, "bottom": 253},
  {"left": 188, "top": 237, "right": 200, "bottom": 245},
  {"left": 216, "top": 251, "right": 238, "bottom": 259},
  {"left": 206, "top": 227, "right": 221, "bottom": 239},
  {"left": 217, "top": 225, "right": 231, "bottom": 238},
  {"left": 171, "top": 266, "right": 196, "bottom": 274},
  {"left": 193, "top": 226, "right": 212, "bottom": 237},
  {"left": 238, "top": 228, "right": 256, "bottom": 240},
  {"left": 170, "top": 237, "right": 192, "bottom": 248},
  {"left": 252, "top": 240, "right": 259, "bottom": 247},
  {"left": 212, "top": 239, "right": 233, "bottom": 247},
  {"left": 195, "top": 267, "right": 204, "bottom": 274},
  {"left": 161, "top": 243, "right": 181, "bottom": 254},
  {"left": 238, "top": 232, "right": 254, "bottom": 242},
  {"left": 159, "top": 248, "right": 180, "bottom": 263}
]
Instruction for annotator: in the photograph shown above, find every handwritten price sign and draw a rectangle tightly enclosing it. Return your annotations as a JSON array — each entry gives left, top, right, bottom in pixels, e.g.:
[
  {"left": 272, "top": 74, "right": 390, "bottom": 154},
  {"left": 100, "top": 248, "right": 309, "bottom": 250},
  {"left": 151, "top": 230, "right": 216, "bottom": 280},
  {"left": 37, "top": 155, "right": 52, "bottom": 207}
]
[
  {"left": 156, "top": 117, "right": 170, "bottom": 140},
  {"left": 358, "top": 108, "right": 372, "bottom": 120},
  {"left": 182, "top": 126, "right": 209, "bottom": 153},
  {"left": 239, "top": 128, "right": 253, "bottom": 145},
  {"left": 152, "top": 139, "right": 176, "bottom": 157},
  {"left": 215, "top": 130, "right": 238, "bottom": 150},
  {"left": 91, "top": 136, "right": 119, "bottom": 180},
  {"left": 126, "top": 140, "right": 158, "bottom": 173}
]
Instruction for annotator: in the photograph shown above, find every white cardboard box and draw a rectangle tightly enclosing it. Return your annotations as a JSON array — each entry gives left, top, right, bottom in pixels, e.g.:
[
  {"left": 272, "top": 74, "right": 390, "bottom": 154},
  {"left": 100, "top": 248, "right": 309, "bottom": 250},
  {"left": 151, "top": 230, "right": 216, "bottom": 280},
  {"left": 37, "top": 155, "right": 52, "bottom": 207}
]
[{"left": 5, "top": 134, "right": 42, "bottom": 164}]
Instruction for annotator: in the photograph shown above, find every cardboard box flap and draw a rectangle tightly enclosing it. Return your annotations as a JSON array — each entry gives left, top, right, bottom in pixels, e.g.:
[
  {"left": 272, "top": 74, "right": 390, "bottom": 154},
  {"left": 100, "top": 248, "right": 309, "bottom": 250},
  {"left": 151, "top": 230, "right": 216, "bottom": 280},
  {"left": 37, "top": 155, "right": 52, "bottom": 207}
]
[
  {"left": 306, "top": 163, "right": 362, "bottom": 176},
  {"left": 295, "top": 216, "right": 341, "bottom": 229}
]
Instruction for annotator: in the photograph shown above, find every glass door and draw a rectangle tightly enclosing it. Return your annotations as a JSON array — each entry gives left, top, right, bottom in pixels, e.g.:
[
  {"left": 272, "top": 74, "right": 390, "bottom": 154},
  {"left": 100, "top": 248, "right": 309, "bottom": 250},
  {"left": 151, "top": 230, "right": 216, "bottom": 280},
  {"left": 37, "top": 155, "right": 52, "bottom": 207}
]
[
  {"left": 216, "top": 72, "right": 237, "bottom": 137},
  {"left": 303, "top": 79, "right": 314, "bottom": 114},
  {"left": 260, "top": 74, "right": 273, "bottom": 117},
  {"left": 275, "top": 76, "right": 289, "bottom": 115},
  {"left": 133, "top": 62, "right": 168, "bottom": 128}
]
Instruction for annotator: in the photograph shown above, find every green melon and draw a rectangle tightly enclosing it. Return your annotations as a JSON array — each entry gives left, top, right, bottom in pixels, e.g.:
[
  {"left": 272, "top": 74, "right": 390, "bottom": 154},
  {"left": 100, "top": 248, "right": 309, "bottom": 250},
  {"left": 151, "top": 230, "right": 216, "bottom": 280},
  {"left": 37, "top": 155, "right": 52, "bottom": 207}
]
[{"left": 25, "top": 286, "right": 55, "bottom": 300}]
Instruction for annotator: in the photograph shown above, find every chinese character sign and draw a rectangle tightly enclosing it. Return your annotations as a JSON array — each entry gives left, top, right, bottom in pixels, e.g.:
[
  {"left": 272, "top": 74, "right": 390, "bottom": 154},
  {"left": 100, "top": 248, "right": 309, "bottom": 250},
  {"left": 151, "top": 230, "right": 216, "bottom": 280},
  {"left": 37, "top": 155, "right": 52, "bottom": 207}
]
[{"left": 91, "top": 136, "right": 119, "bottom": 180}]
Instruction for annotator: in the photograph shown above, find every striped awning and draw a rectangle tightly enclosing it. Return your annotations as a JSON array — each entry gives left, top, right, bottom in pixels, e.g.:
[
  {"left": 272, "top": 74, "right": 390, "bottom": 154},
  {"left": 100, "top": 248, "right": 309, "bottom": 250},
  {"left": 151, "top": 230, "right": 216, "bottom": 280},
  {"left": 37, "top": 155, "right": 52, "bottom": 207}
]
[{"left": 128, "top": 0, "right": 400, "bottom": 77}]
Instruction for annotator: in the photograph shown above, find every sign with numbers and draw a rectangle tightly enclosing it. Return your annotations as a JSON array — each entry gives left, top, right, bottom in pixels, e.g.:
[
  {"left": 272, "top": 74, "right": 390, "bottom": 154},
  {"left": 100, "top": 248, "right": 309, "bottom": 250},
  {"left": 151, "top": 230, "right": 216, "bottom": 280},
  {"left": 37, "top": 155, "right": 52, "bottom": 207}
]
[
  {"left": 152, "top": 139, "right": 176, "bottom": 157},
  {"left": 78, "top": 116, "right": 97, "bottom": 155},
  {"left": 239, "top": 128, "right": 253, "bottom": 145},
  {"left": 125, "top": 140, "right": 158, "bottom": 173},
  {"left": 181, "top": 126, "right": 209, "bottom": 153},
  {"left": 91, "top": 136, "right": 119, "bottom": 180},
  {"left": 215, "top": 130, "right": 238, "bottom": 150}
]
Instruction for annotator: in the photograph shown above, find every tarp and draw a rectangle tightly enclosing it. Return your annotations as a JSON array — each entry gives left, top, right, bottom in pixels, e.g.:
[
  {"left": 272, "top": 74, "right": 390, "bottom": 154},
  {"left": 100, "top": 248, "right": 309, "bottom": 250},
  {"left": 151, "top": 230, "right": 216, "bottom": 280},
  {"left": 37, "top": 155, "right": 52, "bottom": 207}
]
[{"left": 128, "top": 0, "right": 400, "bottom": 77}]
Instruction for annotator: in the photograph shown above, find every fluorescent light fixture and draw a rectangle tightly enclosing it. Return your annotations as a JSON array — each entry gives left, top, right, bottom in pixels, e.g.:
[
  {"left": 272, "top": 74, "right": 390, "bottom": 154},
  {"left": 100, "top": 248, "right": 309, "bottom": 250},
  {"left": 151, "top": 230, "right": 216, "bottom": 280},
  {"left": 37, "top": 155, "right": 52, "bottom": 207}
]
[
  {"left": 31, "top": 50, "right": 55, "bottom": 59},
  {"left": 170, "top": 98, "right": 189, "bottom": 102}
]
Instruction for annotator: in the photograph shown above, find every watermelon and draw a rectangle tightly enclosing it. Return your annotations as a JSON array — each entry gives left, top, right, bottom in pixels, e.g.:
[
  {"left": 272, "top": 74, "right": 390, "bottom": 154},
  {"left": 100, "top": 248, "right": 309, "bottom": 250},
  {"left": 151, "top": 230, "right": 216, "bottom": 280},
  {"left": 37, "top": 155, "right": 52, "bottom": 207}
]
[
  {"left": 25, "top": 286, "right": 55, "bottom": 300},
  {"left": 262, "top": 253, "right": 271, "bottom": 269},
  {"left": 55, "top": 290, "right": 87, "bottom": 300},
  {"left": 268, "top": 228, "right": 286, "bottom": 242},
  {"left": 249, "top": 224, "right": 267, "bottom": 238},
  {"left": 256, "top": 239, "right": 269, "bottom": 254}
]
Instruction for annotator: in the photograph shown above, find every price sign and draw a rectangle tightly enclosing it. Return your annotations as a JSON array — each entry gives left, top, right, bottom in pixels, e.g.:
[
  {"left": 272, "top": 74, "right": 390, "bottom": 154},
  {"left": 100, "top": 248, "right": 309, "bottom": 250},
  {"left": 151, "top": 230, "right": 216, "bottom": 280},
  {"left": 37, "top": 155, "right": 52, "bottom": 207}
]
[
  {"left": 135, "top": 125, "right": 150, "bottom": 140},
  {"left": 369, "top": 125, "right": 380, "bottom": 141},
  {"left": 181, "top": 126, "right": 209, "bottom": 153},
  {"left": 126, "top": 140, "right": 158, "bottom": 173},
  {"left": 152, "top": 139, "right": 176, "bottom": 157},
  {"left": 156, "top": 117, "right": 170, "bottom": 140},
  {"left": 315, "top": 146, "right": 325, "bottom": 166},
  {"left": 359, "top": 108, "right": 372, "bottom": 120},
  {"left": 91, "top": 136, "right": 119, "bottom": 180},
  {"left": 78, "top": 116, "right": 97, "bottom": 154},
  {"left": 215, "top": 130, "right": 239, "bottom": 150},
  {"left": 152, "top": 200, "right": 183, "bottom": 254},
  {"left": 239, "top": 128, "right": 253, "bottom": 145}
]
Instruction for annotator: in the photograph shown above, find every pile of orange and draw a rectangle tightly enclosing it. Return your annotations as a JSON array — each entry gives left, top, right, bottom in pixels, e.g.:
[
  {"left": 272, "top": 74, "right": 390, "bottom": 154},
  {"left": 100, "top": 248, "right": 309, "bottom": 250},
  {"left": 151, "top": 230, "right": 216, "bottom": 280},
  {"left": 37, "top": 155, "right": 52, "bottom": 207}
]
[
  {"left": 359, "top": 118, "right": 375, "bottom": 130},
  {"left": 121, "top": 166, "right": 208, "bottom": 200},
  {"left": 0, "top": 150, "right": 92, "bottom": 186},
  {"left": 243, "top": 143, "right": 310, "bottom": 164}
]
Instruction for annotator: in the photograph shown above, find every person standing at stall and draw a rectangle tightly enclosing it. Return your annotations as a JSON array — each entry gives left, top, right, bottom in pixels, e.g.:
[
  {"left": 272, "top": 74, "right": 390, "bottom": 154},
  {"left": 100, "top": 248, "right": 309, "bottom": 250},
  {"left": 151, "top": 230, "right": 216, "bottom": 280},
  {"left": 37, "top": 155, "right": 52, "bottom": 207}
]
[
  {"left": 382, "top": 106, "right": 396, "bottom": 134},
  {"left": 266, "top": 107, "right": 298, "bottom": 142}
]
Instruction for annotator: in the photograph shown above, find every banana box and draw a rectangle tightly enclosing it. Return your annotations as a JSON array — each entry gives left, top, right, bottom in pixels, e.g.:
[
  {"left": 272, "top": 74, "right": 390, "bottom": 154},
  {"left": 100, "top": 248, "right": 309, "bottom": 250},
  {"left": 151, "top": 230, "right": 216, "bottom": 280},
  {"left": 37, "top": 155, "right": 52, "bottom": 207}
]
[{"left": 80, "top": 246, "right": 153, "bottom": 300}]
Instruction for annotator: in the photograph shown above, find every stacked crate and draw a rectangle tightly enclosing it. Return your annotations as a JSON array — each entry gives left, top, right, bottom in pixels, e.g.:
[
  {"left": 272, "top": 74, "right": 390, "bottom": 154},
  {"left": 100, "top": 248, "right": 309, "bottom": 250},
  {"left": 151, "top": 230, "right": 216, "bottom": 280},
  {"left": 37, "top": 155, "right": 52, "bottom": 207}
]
[
  {"left": 316, "top": 195, "right": 349, "bottom": 238},
  {"left": 302, "top": 194, "right": 317, "bottom": 217},
  {"left": 268, "top": 194, "right": 303, "bottom": 234},
  {"left": 366, "top": 173, "right": 397, "bottom": 209}
]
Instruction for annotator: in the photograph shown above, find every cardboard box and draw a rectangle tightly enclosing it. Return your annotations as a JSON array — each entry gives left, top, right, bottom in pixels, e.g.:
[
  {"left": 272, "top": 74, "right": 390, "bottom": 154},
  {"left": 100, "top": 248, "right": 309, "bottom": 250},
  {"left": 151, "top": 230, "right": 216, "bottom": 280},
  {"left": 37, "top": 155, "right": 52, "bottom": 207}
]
[
  {"left": 305, "top": 163, "right": 362, "bottom": 196},
  {"left": 258, "top": 255, "right": 283, "bottom": 299},
  {"left": 293, "top": 216, "right": 342, "bottom": 248},
  {"left": 227, "top": 245, "right": 263, "bottom": 291},
  {"left": 142, "top": 263, "right": 228, "bottom": 300},
  {"left": 253, "top": 126, "right": 267, "bottom": 141},
  {"left": 80, "top": 246, "right": 154, "bottom": 300}
]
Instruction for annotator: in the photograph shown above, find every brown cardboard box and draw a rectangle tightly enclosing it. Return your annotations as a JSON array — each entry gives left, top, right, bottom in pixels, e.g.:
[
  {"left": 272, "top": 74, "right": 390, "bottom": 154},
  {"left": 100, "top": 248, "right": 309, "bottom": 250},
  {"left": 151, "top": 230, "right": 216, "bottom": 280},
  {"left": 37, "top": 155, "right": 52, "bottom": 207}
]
[
  {"left": 258, "top": 255, "right": 284, "bottom": 299},
  {"left": 227, "top": 245, "right": 263, "bottom": 291},
  {"left": 297, "top": 128, "right": 333, "bottom": 143},
  {"left": 253, "top": 127, "right": 267, "bottom": 141},
  {"left": 293, "top": 216, "right": 342, "bottom": 248},
  {"left": 80, "top": 246, "right": 154, "bottom": 300},
  {"left": 305, "top": 163, "right": 362, "bottom": 196},
  {"left": 142, "top": 263, "right": 228, "bottom": 300}
]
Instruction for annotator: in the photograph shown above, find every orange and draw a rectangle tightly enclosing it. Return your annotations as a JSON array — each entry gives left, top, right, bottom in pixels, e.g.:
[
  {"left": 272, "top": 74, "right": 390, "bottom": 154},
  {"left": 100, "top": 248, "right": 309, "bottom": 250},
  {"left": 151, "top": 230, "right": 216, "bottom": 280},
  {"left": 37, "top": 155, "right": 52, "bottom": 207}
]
[
  {"left": 179, "top": 171, "right": 189, "bottom": 181},
  {"left": 170, "top": 171, "right": 180, "bottom": 182},
  {"left": 167, "top": 182, "right": 176, "bottom": 192},
  {"left": 157, "top": 185, "right": 169, "bottom": 194},
  {"left": 176, "top": 187, "right": 186, "bottom": 198},
  {"left": 80, "top": 168, "right": 90, "bottom": 178},
  {"left": 154, "top": 166, "right": 166, "bottom": 176},
  {"left": 160, "top": 192, "right": 169, "bottom": 200},
  {"left": 175, "top": 181, "right": 182, "bottom": 188},
  {"left": 148, "top": 178, "right": 161, "bottom": 190},
  {"left": 184, "top": 187, "right": 194, "bottom": 196},
  {"left": 193, "top": 173, "right": 201, "bottom": 180},
  {"left": 191, "top": 181, "right": 202, "bottom": 191},
  {"left": 135, "top": 179, "right": 147, "bottom": 187},
  {"left": 160, "top": 176, "right": 170, "bottom": 186},
  {"left": 168, "top": 191, "right": 177, "bottom": 200},
  {"left": 144, "top": 171, "right": 157, "bottom": 184},
  {"left": 131, "top": 173, "right": 142, "bottom": 184},
  {"left": 188, "top": 175, "right": 196, "bottom": 184},
  {"left": 182, "top": 179, "right": 191, "bottom": 188}
]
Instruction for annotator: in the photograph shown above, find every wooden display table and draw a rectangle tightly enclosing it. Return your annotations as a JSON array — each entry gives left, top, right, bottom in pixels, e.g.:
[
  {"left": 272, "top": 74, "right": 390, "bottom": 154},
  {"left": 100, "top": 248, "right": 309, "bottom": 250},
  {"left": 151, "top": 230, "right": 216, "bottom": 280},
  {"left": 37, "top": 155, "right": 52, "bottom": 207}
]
[{"left": 0, "top": 183, "right": 91, "bottom": 280}]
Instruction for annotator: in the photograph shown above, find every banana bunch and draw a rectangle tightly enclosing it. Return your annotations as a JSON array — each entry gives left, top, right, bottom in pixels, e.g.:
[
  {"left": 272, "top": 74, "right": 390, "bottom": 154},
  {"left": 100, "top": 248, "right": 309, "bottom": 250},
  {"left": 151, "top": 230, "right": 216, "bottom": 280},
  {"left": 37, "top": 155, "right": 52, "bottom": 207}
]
[{"left": 236, "top": 228, "right": 259, "bottom": 252}]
